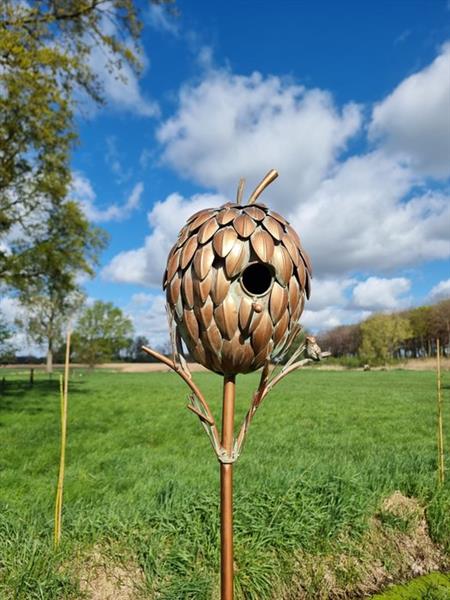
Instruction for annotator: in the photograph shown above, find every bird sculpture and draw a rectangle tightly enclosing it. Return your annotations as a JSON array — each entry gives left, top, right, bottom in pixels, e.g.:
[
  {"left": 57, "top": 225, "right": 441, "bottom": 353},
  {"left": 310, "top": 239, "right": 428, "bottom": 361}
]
[{"left": 162, "top": 170, "right": 312, "bottom": 375}]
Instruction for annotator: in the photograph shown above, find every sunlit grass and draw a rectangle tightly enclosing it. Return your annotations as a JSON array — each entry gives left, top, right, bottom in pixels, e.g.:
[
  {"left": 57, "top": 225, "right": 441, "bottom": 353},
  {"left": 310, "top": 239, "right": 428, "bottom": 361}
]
[{"left": 0, "top": 368, "right": 449, "bottom": 598}]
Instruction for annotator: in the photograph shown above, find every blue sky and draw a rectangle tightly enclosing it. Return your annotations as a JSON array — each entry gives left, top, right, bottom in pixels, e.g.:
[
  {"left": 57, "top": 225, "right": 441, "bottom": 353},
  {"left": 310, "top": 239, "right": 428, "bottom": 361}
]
[{"left": 12, "top": 0, "right": 450, "bottom": 347}]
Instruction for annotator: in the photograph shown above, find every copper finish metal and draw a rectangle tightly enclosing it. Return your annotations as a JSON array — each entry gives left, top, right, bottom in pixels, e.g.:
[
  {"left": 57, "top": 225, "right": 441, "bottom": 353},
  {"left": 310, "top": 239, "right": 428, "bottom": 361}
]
[
  {"left": 221, "top": 376, "right": 235, "bottom": 600},
  {"left": 144, "top": 170, "right": 324, "bottom": 600}
]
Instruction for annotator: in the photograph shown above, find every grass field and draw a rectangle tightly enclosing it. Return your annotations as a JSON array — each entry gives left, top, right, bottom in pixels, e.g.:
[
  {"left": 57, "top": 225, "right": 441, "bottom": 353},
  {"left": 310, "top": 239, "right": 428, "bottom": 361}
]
[{"left": 0, "top": 368, "right": 449, "bottom": 599}]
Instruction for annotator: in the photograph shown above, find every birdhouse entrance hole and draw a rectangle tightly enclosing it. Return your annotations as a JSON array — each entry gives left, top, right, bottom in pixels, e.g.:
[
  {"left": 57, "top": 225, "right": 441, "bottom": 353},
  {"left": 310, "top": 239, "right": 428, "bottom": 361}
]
[{"left": 241, "top": 263, "right": 273, "bottom": 296}]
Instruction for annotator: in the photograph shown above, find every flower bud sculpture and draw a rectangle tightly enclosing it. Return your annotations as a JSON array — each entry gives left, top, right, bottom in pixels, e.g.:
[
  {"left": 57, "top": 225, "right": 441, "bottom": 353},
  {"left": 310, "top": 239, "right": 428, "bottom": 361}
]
[{"left": 143, "top": 170, "right": 322, "bottom": 600}]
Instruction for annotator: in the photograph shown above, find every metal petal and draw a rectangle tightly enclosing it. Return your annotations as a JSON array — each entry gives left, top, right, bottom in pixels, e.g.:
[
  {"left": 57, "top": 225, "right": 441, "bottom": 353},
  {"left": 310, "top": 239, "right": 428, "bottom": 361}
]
[
  {"left": 180, "top": 235, "right": 198, "bottom": 270},
  {"left": 271, "top": 244, "right": 293, "bottom": 286},
  {"left": 288, "top": 276, "right": 300, "bottom": 314},
  {"left": 262, "top": 215, "right": 284, "bottom": 241},
  {"left": 269, "top": 210, "right": 288, "bottom": 226},
  {"left": 197, "top": 217, "right": 219, "bottom": 244},
  {"left": 233, "top": 213, "right": 257, "bottom": 238},
  {"left": 238, "top": 296, "right": 253, "bottom": 333},
  {"left": 176, "top": 226, "right": 190, "bottom": 248},
  {"left": 212, "top": 226, "right": 238, "bottom": 258},
  {"left": 244, "top": 206, "right": 266, "bottom": 221},
  {"left": 281, "top": 233, "right": 300, "bottom": 266},
  {"left": 217, "top": 207, "right": 239, "bottom": 225},
  {"left": 192, "top": 338, "right": 207, "bottom": 366},
  {"left": 193, "top": 269, "right": 213, "bottom": 304},
  {"left": 194, "top": 296, "right": 214, "bottom": 330},
  {"left": 211, "top": 267, "right": 230, "bottom": 305},
  {"left": 225, "top": 238, "right": 250, "bottom": 278},
  {"left": 273, "top": 310, "right": 289, "bottom": 347},
  {"left": 193, "top": 241, "right": 215, "bottom": 280},
  {"left": 167, "top": 273, "right": 182, "bottom": 306},
  {"left": 251, "top": 311, "right": 273, "bottom": 354},
  {"left": 162, "top": 269, "right": 168, "bottom": 290},
  {"left": 240, "top": 342, "right": 256, "bottom": 372},
  {"left": 183, "top": 308, "right": 199, "bottom": 342},
  {"left": 250, "top": 229, "right": 275, "bottom": 263},
  {"left": 188, "top": 209, "right": 216, "bottom": 232},
  {"left": 181, "top": 268, "right": 194, "bottom": 308},
  {"left": 300, "top": 249, "right": 313, "bottom": 276},
  {"left": 269, "top": 281, "right": 289, "bottom": 324},
  {"left": 295, "top": 260, "right": 307, "bottom": 290},
  {"left": 187, "top": 208, "right": 214, "bottom": 224},
  {"left": 253, "top": 340, "right": 273, "bottom": 370},
  {"left": 221, "top": 338, "right": 242, "bottom": 374},
  {"left": 214, "top": 295, "right": 238, "bottom": 340},
  {"left": 202, "top": 321, "right": 223, "bottom": 355},
  {"left": 291, "top": 293, "right": 305, "bottom": 322},
  {"left": 286, "top": 224, "right": 301, "bottom": 249},
  {"left": 166, "top": 247, "right": 181, "bottom": 282}
]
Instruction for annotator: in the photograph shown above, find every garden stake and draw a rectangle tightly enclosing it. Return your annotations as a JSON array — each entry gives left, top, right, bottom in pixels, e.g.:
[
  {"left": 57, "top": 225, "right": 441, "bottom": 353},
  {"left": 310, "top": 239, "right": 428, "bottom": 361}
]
[
  {"left": 54, "top": 327, "right": 71, "bottom": 547},
  {"left": 436, "top": 338, "right": 445, "bottom": 484},
  {"left": 143, "top": 171, "right": 326, "bottom": 599}
]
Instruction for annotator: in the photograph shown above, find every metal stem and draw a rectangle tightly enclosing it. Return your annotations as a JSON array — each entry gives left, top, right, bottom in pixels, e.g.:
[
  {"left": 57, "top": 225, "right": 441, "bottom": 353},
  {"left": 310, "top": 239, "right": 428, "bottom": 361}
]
[{"left": 221, "top": 375, "right": 235, "bottom": 600}]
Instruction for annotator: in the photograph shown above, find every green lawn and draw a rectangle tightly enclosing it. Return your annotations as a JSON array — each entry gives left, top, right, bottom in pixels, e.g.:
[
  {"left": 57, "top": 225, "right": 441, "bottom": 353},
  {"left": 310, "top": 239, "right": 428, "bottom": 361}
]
[{"left": 0, "top": 368, "right": 449, "bottom": 599}]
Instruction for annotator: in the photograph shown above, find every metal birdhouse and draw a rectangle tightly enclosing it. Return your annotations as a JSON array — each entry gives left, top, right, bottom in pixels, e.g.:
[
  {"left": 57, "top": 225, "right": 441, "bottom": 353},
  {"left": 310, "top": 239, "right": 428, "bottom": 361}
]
[
  {"left": 144, "top": 170, "right": 322, "bottom": 600},
  {"left": 163, "top": 170, "right": 312, "bottom": 374}
]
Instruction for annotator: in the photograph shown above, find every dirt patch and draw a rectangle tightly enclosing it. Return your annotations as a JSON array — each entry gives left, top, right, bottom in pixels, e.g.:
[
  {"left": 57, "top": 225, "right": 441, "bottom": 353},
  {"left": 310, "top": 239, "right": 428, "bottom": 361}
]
[
  {"left": 283, "top": 491, "right": 449, "bottom": 599},
  {"left": 78, "top": 549, "right": 145, "bottom": 600}
]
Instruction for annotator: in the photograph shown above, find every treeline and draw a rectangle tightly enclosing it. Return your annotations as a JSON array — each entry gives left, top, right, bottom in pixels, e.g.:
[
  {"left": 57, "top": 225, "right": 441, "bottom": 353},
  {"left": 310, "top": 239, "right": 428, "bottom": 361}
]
[{"left": 317, "top": 298, "right": 450, "bottom": 365}]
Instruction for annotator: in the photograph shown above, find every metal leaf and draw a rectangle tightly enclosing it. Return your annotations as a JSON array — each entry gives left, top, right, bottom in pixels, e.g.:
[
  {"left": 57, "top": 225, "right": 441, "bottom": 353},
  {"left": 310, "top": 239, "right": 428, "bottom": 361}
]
[
  {"left": 180, "top": 235, "right": 198, "bottom": 270},
  {"left": 162, "top": 269, "right": 168, "bottom": 290},
  {"left": 194, "top": 296, "right": 214, "bottom": 330},
  {"left": 286, "top": 224, "right": 301, "bottom": 249},
  {"left": 167, "top": 272, "right": 181, "bottom": 306},
  {"left": 238, "top": 296, "right": 253, "bottom": 333},
  {"left": 281, "top": 233, "right": 300, "bottom": 266},
  {"left": 269, "top": 281, "right": 288, "bottom": 324},
  {"left": 244, "top": 206, "right": 266, "bottom": 221},
  {"left": 183, "top": 308, "right": 199, "bottom": 342},
  {"left": 193, "top": 241, "right": 215, "bottom": 280},
  {"left": 187, "top": 207, "right": 214, "bottom": 224},
  {"left": 273, "top": 310, "right": 289, "bottom": 347},
  {"left": 188, "top": 209, "right": 216, "bottom": 232},
  {"left": 212, "top": 226, "right": 238, "bottom": 258},
  {"left": 241, "top": 342, "right": 256, "bottom": 372},
  {"left": 253, "top": 340, "right": 273, "bottom": 370},
  {"left": 271, "top": 244, "right": 293, "bottom": 286},
  {"left": 166, "top": 247, "right": 181, "bottom": 282},
  {"left": 262, "top": 215, "right": 284, "bottom": 241},
  {"left": 214, "top": 295, "right": 238, "bottom": 340},
  {"left": 193, "top": 269, "right": 213, "bottom": 304},
  {"left": 251, "top": 311, "right": 273, "bottom": 354},
  {"left": 295, "top": 260, "right": 307, "bottom": 290},
  {"left": 217, "top": 207, "right": 239, "bottom": 225},
  {"left": 202, "top": 321, "right": 223, "bottom": 355},
  {"left": 181, "top": 268, "right": 195, "bottom": 308},
  {"left": 250, "top": 229, "right": 275, "bottom": 263},
  {"left": 211, "top": 267, "right": 230, "bottom": 305},
  {"left": 288, "top": 276, "right": 300, "bottom": 314},
  {"left": 197, "top": 217, "right": 219, "bottom": 244},
  {"left": 233, "top": 213, "right": 257, "bottom": 238},
  {"left": 192, "top": 338, "right": 207, "bottom": 366},
  {"left": 225, "top": 238, "right": 250, "bottom": 278},
  {"left": 291, "top": 294, "right": 305, "bottom": 322},
  {"left": 269, "top": 210, "right": 288, "bottom": 226},
  {"left": 300, "top": 249, "right": 313, "bottom": 276},
  {"left": 176, "top": 226, "right": 190, "bottom": 248}
]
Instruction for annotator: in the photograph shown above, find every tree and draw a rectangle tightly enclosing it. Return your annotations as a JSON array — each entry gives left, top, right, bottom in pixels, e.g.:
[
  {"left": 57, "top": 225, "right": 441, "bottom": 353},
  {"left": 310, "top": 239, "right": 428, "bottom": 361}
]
[
  {"left": 15, "top": 201, "right": 107, "bottom": 373},
  {"left": 0, "top": 314, "right": 15, "bottom": 363},
  {"left": 0, "top": 0, "right": 172, "bottom": 280},
  {"left": 359, "top": 313, "right": 413, "bottom": 365},
  {"left": 73, "top": 301, "right": 134, "bottom": 366}
]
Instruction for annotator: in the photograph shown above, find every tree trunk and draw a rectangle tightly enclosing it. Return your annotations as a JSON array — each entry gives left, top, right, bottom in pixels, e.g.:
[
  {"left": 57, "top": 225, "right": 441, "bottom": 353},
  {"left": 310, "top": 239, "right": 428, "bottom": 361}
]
[{"left": 46, "top": 340, "right": 53, "bottom": 374}]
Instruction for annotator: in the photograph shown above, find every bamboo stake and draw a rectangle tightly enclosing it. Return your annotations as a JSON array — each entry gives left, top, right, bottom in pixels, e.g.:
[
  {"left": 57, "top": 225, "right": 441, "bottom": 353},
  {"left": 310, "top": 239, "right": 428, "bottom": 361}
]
[
  {"left": 220, "top": 375, "right": 235, "bottom": 600},
  {"left": 436, "top": 338, "right": 445, "bottom": 485},
  {"left": 54, "top": 327, "right": 71, "bottom": 547}
]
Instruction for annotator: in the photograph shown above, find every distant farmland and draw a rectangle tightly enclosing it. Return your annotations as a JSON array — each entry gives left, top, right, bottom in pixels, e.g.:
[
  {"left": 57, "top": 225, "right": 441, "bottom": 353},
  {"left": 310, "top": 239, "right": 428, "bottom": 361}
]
[{"left": 0, "top": 369, "right": 448, "bottom": 599}]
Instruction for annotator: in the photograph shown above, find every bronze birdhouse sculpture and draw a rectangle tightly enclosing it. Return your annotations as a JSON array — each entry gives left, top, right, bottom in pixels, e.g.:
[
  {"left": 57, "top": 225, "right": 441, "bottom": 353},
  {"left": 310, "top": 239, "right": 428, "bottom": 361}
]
[{"left": 143, "top": 170, "right": 322, "bottom": 600}]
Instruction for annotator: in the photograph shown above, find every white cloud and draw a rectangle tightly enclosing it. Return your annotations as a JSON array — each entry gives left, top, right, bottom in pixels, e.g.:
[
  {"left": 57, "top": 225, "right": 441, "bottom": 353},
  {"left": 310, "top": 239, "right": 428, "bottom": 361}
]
[
  {"left": 369, "top": 43, "right": 450, "bottom": 178},
  {"left": 124, "top": 293, "right": 169, "bottom": 348},
  {"left": 428, "top": 278, "right": 450, "bottom": 302},
  {"left": 102, "top": 191, "right": 226, "bottom": 286},
  {"left": 72, "top": 173, "right": 143, "bottom": 223},
  {"left": 145, "top": 4, "right": 179, "bottom": 36},
  {"left": 292, "top": 152, "right": 450, "bottom": 276},
  {"left": 351, "top": 276, "right": 412, "bottom": 311},
  {"left": 105, "top": 136, "right": 132, "bottom": 183},
  {"left": 157, "top": 70, "right": 362, "bottom": 211}
]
